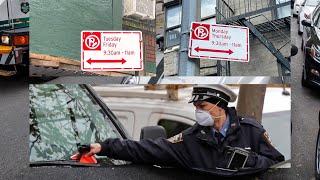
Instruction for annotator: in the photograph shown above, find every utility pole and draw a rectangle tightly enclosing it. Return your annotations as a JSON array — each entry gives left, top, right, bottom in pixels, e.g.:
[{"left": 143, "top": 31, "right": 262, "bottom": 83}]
[
  {"left": 178, "top": 0, "right": 201, "bottom": 76},
  {"left": 236, "top": 84, "right": 267, "bottom": 123}
]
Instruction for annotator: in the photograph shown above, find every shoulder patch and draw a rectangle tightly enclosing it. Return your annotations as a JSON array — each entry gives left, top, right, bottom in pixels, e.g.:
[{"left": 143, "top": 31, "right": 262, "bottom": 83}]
[
  {"left": 262, "top": 131, "right": 274, "bottom": 148},
  {"left": 167, "top": 133, "right": 183, "bottom": 144}
]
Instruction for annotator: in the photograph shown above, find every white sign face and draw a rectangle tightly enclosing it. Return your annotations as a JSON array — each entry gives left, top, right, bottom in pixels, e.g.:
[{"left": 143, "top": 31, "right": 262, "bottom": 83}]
[
  {"left": 189, "top": 22, "right": 250, "bottom": 62},
  {"left": 81, "top": 31, "right": 143, "bottom": 71}
]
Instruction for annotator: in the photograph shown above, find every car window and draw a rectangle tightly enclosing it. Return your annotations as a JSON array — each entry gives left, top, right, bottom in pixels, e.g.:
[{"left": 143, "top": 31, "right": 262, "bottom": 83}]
[
  {"left": 312, "top": 6, "right": 320, "bottom": 22},
  {"left": 29, "top": 84, "right": 122, "bottom": 163},
  {"left": 305, "top": 0, "right": 320, "bottom": 6},
  {"left": 158, "top": 119, "right": 191, "bottom": 138},
  {"left": 315, "top": 8, "right": 320, "bottom": 27}
]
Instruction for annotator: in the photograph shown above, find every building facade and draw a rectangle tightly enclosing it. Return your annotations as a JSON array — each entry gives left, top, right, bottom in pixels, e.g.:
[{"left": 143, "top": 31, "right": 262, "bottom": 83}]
[
  {"left": 158, "top": 0, "right": 291, "bottom": 76},
  {"left": 123, "top": 0, "right": 156, "bottom": 76}
]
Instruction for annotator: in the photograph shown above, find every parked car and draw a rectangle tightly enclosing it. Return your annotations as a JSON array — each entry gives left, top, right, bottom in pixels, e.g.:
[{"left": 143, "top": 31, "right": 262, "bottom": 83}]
[
  {"left": 300, "top": 4, "right": 320, "bottom": 88},
  {"left": 315, "top": 111, "right": 320, "bottom": 179},
  {"left": 30, "top": 84, "right": 127, "bottom": 166},
  {"left": 94, "top": 86, "right": 195, "bottom": 140},
  {"left": 29, "top": 84, "right": 167, "bottom": 167},
  {"left": 298, "top": 0, "right": 320, "bottom": 35},
  {"left": 294, "top": 0, "right": 306, "bottom": 17}
]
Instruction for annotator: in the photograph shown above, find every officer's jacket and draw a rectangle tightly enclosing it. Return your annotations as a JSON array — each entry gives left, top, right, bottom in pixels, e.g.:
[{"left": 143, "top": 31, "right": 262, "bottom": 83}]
[{"left": 97, "top": 107, "right": 285, "bottom": 177}]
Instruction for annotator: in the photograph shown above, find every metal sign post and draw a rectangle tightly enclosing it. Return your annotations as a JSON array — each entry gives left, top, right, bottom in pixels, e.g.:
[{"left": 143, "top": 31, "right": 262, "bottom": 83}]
[{"left": 178, "top": 0, "right": 201, "bottom": 76}]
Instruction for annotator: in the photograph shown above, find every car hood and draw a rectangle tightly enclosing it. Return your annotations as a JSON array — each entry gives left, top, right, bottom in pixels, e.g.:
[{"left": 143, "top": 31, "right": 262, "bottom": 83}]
[{"left": 30, "top": 158, "right": 130, "bottom": 167}]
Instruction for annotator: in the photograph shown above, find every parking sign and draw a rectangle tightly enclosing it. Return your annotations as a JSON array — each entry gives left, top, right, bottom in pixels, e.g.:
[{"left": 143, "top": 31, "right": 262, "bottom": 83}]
[
  {"left": 81, "top": 31, "right": 143, "bottom": 71},
  {"left": 189, "top": 22, "right": 250, "bottom": 62}
]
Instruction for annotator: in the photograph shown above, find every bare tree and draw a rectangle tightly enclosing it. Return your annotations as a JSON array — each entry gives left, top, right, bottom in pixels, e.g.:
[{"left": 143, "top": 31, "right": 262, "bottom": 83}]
[{"left": 236, "top": 84, "right": 267, "bottom": 123}]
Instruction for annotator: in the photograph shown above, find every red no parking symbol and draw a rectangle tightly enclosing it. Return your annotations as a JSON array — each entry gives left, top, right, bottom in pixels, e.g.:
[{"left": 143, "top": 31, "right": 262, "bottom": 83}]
[
  {"left": 191, "top": 23, "right": 210, "bottom": 41},
  {"left": 82, "top": 32, "right": 101, "bottom": 51}
]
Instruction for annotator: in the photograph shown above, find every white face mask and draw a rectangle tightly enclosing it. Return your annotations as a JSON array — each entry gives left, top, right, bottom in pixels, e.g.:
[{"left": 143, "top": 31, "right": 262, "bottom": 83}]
[
  {"left": 195, "top": 101, "right": 222, "bottom": 127},
  {"left": 195, "top": 109, "right": 215, "bottom": 126}
]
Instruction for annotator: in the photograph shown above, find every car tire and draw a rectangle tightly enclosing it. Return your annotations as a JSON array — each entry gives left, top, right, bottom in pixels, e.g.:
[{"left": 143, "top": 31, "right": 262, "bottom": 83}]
[
  {"left": 298, "top": 30, "right": 303, "bottom": 35},
  {"left": 301, "top": 39, "right": 304, "bottom": 51},
  {"left": 315, "top": 129, "right": 320, "bottom": 179},
  {"left": 302, "top": 66, "right": 310, "bottom": 88}
]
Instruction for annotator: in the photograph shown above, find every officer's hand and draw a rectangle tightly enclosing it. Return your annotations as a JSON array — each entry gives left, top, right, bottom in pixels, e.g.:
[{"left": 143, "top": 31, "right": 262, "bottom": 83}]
[{"left": 85, "top": 143, "right": 102, "bottom": 157}]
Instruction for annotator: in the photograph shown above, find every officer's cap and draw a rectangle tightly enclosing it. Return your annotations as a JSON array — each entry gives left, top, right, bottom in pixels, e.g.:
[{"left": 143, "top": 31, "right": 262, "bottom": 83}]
[{"left": 188, "top": 85, "right": 237, "bottom": 104}]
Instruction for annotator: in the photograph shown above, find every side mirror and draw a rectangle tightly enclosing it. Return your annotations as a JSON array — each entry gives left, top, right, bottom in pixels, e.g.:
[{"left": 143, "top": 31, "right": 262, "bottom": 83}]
[
  {"left": 291, "top": 45, "right": 298, "bottom": 57},
  {"left": 140, "top": 126, "right": 167, "bottom": 140},
  {"left": 302, "top": 19, "right": 312, "bottom": 27}
]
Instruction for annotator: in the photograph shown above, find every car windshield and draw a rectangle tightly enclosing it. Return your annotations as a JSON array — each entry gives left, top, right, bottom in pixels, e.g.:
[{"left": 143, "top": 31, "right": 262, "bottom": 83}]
[
  {"left": 305, "top": 0, "right": 320, "bottom": 6},
  {"left": 29, "top": 84, "right": 122, "bottom": 164}
]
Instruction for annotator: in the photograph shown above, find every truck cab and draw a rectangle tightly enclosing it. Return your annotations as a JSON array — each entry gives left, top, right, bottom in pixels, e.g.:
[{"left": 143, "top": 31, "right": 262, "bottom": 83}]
[{"left": 0, "top": 0, "right": 29, "bottom": 77}]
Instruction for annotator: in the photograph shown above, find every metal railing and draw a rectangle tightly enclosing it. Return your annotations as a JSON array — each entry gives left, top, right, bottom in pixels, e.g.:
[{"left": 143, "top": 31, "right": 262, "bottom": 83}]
[{"left": 216, "top": 0, "right": 291, "bottom": 24}]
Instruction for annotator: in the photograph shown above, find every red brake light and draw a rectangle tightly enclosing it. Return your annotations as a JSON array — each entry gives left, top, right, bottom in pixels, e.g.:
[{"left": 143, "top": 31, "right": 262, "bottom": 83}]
[{"left": 13, "top": 35, "right": 29, "bottom": 46}]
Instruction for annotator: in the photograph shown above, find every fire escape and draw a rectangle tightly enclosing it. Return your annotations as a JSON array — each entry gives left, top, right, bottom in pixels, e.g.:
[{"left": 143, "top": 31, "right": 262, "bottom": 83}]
[{"left": 215, "top": 0, "right": 291, "bottom": 76}]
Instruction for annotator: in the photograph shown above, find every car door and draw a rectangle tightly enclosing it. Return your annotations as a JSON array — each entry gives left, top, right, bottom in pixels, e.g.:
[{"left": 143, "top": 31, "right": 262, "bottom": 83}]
[{"left": 303, "top": 5, "right": 320, "bottom": 50}]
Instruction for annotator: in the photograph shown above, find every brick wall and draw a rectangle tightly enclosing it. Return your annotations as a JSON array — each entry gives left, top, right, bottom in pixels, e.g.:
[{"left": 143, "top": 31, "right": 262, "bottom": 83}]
[
  {"left": 123, "top": 17, "right": 156, "bottom": 75},
  {"left": 164, "top": 50, "right": 179, "bottom": 76}
]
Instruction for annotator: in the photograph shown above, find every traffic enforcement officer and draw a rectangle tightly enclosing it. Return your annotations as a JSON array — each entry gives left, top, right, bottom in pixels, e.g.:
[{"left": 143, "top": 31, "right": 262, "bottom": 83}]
[{"left": 86, "top": 85, "right": 284, "bottom": 177}]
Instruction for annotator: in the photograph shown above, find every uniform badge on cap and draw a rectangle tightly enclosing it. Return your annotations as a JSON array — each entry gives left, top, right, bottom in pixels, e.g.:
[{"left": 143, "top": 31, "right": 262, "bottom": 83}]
[{"left": 167, "top": 133, "right": 183, "bottom": 144}]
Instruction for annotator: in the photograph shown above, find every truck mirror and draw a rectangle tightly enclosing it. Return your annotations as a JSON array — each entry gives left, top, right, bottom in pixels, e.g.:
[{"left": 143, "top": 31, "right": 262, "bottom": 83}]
[{"left": 140, "top": 126, "right": 167, "bottom": 140}]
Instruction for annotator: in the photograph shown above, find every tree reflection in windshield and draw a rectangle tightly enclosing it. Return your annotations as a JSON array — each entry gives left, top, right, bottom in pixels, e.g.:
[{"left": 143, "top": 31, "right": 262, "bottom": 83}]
[{"left": 29, "top": 84, "right": 122, "bottom": 163}]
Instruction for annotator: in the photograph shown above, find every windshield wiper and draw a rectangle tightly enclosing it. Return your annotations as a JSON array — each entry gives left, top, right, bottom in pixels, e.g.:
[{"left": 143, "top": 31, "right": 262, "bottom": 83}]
[{"left": 30, "top": 160, "right": 100, "bottom": 167}]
